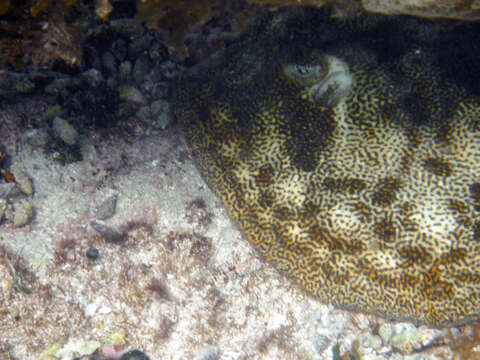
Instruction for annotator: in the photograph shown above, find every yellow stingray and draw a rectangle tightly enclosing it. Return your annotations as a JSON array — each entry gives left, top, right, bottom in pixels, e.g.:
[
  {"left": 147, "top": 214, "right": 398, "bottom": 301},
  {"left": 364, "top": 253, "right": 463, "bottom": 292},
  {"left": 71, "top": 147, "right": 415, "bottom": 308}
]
[{"left": 174, "top": 7, "right": 480, "bottom": 326}]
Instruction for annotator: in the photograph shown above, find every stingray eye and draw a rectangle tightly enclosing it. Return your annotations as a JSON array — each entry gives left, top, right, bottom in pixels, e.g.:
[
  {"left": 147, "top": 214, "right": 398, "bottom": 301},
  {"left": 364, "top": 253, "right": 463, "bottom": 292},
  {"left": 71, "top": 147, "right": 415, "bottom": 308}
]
[
  {"left": 284, "top": 63, "right": 324, "bottom": 81},
  {"left": 294, "top": 64, "right": 319, "bottom": 76}
]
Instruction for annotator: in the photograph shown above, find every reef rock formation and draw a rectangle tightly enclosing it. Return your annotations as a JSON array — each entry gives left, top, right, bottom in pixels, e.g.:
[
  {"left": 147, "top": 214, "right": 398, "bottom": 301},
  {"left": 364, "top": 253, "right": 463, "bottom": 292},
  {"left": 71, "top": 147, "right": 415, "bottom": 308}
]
[
  {"left": 362, "top": 0, "right": 480, "bottom": 20},
  {"left": 174, "top": 7, "right": 480, "bottom": 327},
  {"left": 247, "top": 0, "right": 480, "bottom": 20}
]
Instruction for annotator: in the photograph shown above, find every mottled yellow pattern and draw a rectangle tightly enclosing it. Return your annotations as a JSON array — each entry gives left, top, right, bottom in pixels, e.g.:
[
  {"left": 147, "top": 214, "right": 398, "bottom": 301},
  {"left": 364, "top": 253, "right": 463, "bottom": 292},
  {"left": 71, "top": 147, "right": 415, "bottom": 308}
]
[{"left": 174, "top": 8, "right": 480, "bottom": 326}]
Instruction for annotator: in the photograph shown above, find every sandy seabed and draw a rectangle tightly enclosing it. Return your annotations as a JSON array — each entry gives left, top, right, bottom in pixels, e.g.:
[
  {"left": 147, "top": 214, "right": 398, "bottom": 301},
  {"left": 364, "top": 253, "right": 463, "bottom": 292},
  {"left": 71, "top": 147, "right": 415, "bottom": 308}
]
[{"left": 0, "top": 97, "right": 471, "bottom": 360}]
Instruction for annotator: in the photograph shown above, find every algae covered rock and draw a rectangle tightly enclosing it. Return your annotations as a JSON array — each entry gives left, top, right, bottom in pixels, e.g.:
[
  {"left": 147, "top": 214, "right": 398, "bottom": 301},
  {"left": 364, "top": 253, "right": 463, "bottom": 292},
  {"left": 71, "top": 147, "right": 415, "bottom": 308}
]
[
  {"left": 52, "top": 117, "right": 79, "bottom": 145},
  {"left": 13, "top": 198, "right": 34, "bottom": 227},
  {"left": 174, "top": 7, "right": 480, "bottom": 326}
]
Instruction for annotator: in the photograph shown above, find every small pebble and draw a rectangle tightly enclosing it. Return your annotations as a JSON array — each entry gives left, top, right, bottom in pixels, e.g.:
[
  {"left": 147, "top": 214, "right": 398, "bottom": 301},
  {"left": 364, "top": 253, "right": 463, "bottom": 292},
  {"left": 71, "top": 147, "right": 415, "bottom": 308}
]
[
  {"left": 390, "top": 323, "right": 422, "bottom": 354},
  {"left": 91, "top": 221, "right": 126, "bottom": 242},
  {"left": 99, "top": 344, "right": 128, "bottom": 359},
  {"left": 157, "top": 60, "right": 180, "bottom": 79},
  {"left": 119, "top": 85, "right": 146, "bottom": 104},
  {"left": 81, "top": 68, "right": 104, "bottom": 87},
  {"left": 378, "top": 323, "right": 393, "bottom": 344},
  {"left": 361, "top": 333, "right": 382, "bottom": 350},
  {"left": 195, "top": 345, "right": 221, "bottom": 360},
  {"left": 106, "top": 331, "right": 127, "bottom": 345},
  {"left": 96, "top": 195, "right": 117, "bottom": 220},
  {"left": 119, "top": 349, "right": 150, "bottom": 360},
  {"left": 86, "top": 248, "right": 100, "bottom": 260}
]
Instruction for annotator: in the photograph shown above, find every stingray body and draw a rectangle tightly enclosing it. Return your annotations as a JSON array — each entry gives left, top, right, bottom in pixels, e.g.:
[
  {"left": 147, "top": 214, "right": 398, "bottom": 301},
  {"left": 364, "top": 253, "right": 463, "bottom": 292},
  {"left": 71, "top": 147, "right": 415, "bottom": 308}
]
[{"left": 173, "top": 7, "right": 480, "bottom": 326}]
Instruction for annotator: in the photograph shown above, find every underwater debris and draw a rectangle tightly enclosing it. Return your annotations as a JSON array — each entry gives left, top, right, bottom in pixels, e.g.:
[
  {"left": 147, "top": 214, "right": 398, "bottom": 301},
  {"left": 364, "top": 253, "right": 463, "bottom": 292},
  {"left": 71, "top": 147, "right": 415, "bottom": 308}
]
[{"left": 1, "top": 169, "right": 15, "bottom": 183}]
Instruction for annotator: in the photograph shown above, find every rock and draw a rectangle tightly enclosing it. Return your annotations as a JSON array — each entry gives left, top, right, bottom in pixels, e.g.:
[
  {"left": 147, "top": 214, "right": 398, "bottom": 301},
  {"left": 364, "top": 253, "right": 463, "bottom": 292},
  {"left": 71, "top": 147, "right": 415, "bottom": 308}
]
[
  {"left": 54, "top": 338, "right": 100, "bottom": 360},
  {"left": 361, "top": 333, "right": 382, "bottom": 350},
  {"left": 119, "top": 349, "right": 150, "bottom": 360},
  {"left": 45, "top": 77, "right": 72, "bottom": 96},
  {"left": 129, "top": 33, "right": 153, "bottom": 60},
  {"left": 136, "top": 106, "right": 151, "bottom": 123},
  {"left": 111, "top": 39, "right": 128, "bottom": 62},
  {"left": 91, "top": 221, "right": 126, "bottom": 242},
  {"left": 43, "top": 105, "right": 64, "bottom": 121},
  {"left": 105, "top": 331, "right": 127, "bottom": 345},
  {"left": 0, "top": 71, "right": 35, "bottom": 97},
  {"left": 106, "top": 76, "right": 119, "bottom": 90},
  {"left": 86, "top": 247, "right": 100, "bottom": 260},
  {"left": 133, "top": 55, "right": 150, "bottom": 84},
  {"left": 81, "top": 69, "right": 104, "bottom": 87},
  {"left": 0, "top": 183, "right": 18, "bottom": 199},
  {"left": 102, "top": 51, "right": 117, "bottom": 74},
  {"left": 119, "top": 61, "right": 132, "bottom": 81},
  {"left": 95, "top": 195, "right": 117, "bottom": 220},
  {"left": 14, "top": 75, "right": 35, "bottom": 94},
  {"left": 149, "top": 41, "right": 168, "bottom": 61},
  {"left": 362, "top": 0, "right": 480, "bottom": 20},
  {"left": 151, "top": 99, "right": 171, "bottom": 129},
  {"left": 389, "top": 323, "right": 423, "bottom": 354},
  {"left": 245, "top": 0, "right": 480, "bottom": 20},
  {"left": 141, "top": 78, "right": 155, "bottom": 95},
  {"left": 52, "top": 117, "right": 79, "bottom": 145},
  {"left": 119, "top": 85, "right": 146, "bottom": 105},
  {"left": 110, "top": 18, "right": 145, "bottom": 39},
  {"left": 194, "top": 345, "right": 221, "bottom": 360},
  {"left": 378, "top": 323, "right": 393, "bottom": 344},
  {"left": 13, "top": 199, "right": 34, "bottom": 227},
  {"left": 11, "top": 167, "right": 33, "bottom": 195},
  {"left": 99, "top": 344, "right": 128, "bottom": 359},
  {"left": 151, "top": 81, "right": 169, "bottom": 98},
  {"left": 39, "top": 343, "right": 62, "bottom": 360},
  {"left": 21, "top": 129, "right": 49, "bottom": 148},
  {"left": 156, "top": 60, "right": 181, "bottom": 80}
]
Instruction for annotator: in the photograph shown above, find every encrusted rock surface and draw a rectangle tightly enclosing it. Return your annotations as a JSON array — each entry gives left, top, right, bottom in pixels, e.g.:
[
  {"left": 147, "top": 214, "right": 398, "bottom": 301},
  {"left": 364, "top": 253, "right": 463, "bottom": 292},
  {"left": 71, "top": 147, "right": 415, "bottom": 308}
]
[{"left": 362, "top": 0, "right": 480, "bottom": 20}]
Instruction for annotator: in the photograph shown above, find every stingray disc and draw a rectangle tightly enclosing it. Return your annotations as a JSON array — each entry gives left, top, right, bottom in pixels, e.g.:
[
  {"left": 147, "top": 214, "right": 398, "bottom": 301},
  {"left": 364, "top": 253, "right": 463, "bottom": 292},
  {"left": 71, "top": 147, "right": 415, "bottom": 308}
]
[{"left": 174, "top": 7, "right": 480, "bottom": 326}]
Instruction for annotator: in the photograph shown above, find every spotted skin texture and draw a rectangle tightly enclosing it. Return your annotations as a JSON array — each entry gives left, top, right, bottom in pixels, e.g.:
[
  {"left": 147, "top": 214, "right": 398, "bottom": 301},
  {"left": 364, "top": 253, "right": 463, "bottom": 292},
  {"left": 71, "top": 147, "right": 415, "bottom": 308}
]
[{"left": 174, "top": 8, "right": 480, "bottom": 326}]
